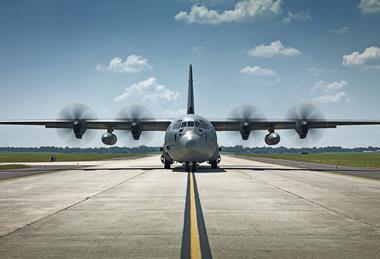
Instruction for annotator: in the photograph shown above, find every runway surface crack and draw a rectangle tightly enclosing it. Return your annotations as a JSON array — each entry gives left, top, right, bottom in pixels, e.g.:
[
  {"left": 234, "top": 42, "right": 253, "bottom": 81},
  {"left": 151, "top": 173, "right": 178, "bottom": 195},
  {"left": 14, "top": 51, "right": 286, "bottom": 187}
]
[
  {"left": 238, "top": 170, "right": 377, "bottom": 229},
  {"left": 0, "top": 170, "right": 148, "bottom": 239}
]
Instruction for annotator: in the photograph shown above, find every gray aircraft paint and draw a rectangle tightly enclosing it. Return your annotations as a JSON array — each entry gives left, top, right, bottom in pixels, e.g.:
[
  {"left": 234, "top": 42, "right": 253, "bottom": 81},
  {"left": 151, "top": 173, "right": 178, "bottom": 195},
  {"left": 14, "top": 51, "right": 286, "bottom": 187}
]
[
  {"left": 164, "top": 114, "right": 219, "bottom": 163},
  {"left": 187, "top": 64, "right": 195, "bottom": 115},
  {"left": 163, "top": 65, "right": 219, "bottom": 163}
]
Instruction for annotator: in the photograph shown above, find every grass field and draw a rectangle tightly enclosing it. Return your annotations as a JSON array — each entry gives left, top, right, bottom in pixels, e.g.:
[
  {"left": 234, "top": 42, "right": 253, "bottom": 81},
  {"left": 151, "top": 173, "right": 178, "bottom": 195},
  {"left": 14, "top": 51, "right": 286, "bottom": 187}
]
[
  {"left": 0, "top": 152, "right": 144, "bottom": 163},
  {"left": 0, "top": 164, "right": 31, "bottom": 170},
  {"left": 241, "top": 153, "right": 380, "bottom": 169}
]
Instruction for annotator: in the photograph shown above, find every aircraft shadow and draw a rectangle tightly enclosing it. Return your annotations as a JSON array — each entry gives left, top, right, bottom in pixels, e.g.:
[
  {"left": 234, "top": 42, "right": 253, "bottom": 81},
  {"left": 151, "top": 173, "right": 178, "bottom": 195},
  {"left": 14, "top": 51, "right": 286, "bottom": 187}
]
[
  {"left": 172, "top": 166, "right": 226, "bottom": 173},
  {"left": 82, "top": 166, "right": 380, "bottom": 173},
  {"left": 83, "top": 166, "right": 225, "bottom": 173}
]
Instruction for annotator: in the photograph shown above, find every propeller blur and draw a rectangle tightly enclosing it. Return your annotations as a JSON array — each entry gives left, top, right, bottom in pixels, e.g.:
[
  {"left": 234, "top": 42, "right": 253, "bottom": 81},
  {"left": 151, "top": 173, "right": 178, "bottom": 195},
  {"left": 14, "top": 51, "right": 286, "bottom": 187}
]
[{"left": 1, "top": 65, "right": 380, "bottom": 170}]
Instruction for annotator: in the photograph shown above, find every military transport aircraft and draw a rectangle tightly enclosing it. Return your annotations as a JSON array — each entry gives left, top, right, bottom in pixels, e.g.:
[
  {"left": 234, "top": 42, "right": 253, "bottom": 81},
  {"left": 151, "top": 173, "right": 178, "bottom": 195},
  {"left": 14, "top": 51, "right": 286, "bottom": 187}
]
[{"left": 1, "top": 65, "right": 380, "bottom": 171}]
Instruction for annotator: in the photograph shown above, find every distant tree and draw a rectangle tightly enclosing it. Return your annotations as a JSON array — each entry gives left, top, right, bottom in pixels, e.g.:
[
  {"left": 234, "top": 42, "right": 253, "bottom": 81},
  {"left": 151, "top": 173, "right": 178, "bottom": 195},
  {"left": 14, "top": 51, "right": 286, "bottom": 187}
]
[{"left": 0, "top": 146, "right": 378, "bottom": 154}]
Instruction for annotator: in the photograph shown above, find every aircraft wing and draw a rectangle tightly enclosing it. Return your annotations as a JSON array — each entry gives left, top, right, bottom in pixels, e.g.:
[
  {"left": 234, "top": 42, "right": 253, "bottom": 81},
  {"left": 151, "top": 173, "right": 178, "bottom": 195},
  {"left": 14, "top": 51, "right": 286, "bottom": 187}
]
[
  {"left": 0, "top": 120, "right": 172, "bottom": 131},
  {"left": 2, "top": 119, "right": 380, "bottom": 131},
  {"left": 210, "top": 120, "right": 380, "bottom": 131}
]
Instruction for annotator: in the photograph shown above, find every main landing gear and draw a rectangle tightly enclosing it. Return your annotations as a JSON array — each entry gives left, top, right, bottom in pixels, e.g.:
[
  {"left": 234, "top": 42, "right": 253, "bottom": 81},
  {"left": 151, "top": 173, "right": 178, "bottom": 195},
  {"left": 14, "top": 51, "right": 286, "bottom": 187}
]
[
  {"left": 209, "top": 156, "right": 220, "bottom": 169},
  {"left": 161, "top": 155, "right": 172, "bottom": 169},
  {"left": 164, "top": 159, "right": 171, "bottom": 169},
  {"left": 210, "top": 160, "right": 218, "bottom": 169}
]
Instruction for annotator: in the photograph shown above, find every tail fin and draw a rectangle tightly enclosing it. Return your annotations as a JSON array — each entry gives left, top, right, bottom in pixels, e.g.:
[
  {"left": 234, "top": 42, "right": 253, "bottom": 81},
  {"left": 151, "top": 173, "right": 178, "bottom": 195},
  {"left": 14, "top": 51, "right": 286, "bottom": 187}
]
[{"left": 187, "top": 64, "right": 194, "bottom": 114}]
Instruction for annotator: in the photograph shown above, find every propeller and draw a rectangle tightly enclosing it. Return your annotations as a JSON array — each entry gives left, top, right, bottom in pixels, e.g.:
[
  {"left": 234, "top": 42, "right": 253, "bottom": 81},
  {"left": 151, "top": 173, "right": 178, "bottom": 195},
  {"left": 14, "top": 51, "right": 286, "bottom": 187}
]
[
  {"left": 56, "top": 103, "right": 97, "bottom": 145},
  {"left": 285, "top": 103, "right": 325, "bottom": 146},
  {"left": 226, "top": 104, "right": 266, "bottom": 145},
  {"left": 116, "top": 105, "right": 154, "bottom": 145}
]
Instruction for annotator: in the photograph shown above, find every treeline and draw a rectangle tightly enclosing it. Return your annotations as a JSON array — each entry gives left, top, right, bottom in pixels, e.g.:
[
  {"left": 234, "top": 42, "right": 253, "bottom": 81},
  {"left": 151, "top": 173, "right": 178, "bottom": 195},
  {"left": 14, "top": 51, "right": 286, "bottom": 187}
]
[
  {"left": 0, "top": 146, "right": 379, "bottom": 154},
  {"left": 221, "top": 145, "right": 380, "bottom": 154},
  {"left": 0, "top": 146, "right": 160, "bottom": 154}
]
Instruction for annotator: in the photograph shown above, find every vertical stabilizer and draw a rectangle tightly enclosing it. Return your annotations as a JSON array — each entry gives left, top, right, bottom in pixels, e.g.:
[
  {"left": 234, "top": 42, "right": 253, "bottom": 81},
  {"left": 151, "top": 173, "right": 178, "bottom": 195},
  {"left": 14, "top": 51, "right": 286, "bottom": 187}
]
[{"left": 187, "top": 64, "right": 194, "bottom": 114}]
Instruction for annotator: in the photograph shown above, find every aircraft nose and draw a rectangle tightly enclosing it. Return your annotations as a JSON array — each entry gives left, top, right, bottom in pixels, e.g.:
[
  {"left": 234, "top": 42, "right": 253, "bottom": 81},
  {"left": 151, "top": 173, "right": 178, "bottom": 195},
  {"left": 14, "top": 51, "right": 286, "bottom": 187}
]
[
  {"left": 179, "top": 133, "right": 206, "bottom": 162},
  {"left": 181, "top": 133, "right": 200, "bottom": 149}
]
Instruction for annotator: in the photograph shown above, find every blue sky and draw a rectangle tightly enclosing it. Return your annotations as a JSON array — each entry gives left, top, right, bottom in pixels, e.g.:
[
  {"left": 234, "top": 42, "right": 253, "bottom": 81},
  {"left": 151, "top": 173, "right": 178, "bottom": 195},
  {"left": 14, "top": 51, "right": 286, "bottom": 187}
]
[{"left": 0, "top": 0, "right": 380, "bottom": 147}]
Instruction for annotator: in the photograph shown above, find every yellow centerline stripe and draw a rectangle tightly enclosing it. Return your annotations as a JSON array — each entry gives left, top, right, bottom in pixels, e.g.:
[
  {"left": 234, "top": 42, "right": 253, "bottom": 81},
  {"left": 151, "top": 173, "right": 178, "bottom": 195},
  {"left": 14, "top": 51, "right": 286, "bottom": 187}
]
[{"left": 189, "top": 171, "right": 202, "bottom": 259}]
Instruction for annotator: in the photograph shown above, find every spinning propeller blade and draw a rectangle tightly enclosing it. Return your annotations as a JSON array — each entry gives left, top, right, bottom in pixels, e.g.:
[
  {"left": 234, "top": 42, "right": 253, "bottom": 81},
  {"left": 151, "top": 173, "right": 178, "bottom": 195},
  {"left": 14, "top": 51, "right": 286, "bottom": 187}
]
[
  {"left": 116, "top": 105, "right": 154, "bottom": 145},
  {"left": 56, "top": 103, "right": 97, "bottom": 145},
  {"left": 226, "top": 104, "right": 266, "bottom": 145},
  {"left": 285, "top": 103, "right": 325, "bottom": 146}
]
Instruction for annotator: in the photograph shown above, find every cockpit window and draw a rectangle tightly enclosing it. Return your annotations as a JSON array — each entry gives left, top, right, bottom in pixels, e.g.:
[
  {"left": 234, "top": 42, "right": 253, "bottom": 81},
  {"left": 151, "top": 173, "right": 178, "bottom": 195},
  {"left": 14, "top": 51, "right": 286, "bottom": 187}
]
[
  {"left": 173, "top": 120, "right": 182, "bottom": 129},
  {"left": 180, "top": 121, "right": 187, "bottom": 128},
  {"left": 195, "top": 121, "right": 200, "bottom": 127},
  {"left": 200, "top": 120, "right": 209, "bottom": 129},
  {"left": 187, "top": 121, "right": 194, "bottom": 127}
]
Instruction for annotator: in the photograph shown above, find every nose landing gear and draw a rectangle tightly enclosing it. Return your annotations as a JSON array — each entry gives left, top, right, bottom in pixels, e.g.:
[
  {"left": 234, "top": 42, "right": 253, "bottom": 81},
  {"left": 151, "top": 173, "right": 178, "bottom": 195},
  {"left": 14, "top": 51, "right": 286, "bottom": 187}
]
[
  {"left": 161, "top": 154, "right": 173, "bottom": 169},
  {"left": 184, "top": 162, "right": 197, "bottom": 172}
]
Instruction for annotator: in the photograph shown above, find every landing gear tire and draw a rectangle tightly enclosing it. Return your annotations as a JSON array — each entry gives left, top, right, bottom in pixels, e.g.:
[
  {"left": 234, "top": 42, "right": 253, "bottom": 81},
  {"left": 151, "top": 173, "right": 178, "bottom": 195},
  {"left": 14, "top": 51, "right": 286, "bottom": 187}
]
[
  {"left": 210, "top": 160, "right": 218, "bottom": 169},
  {"left": 164, "top": 160, "right": 171, "bottom": 169}
]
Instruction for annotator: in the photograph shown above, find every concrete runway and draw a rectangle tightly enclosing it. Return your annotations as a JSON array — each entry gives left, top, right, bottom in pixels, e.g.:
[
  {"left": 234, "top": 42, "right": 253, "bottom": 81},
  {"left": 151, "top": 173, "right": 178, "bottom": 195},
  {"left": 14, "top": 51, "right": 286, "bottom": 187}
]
[
  {"left": 240, "top": 155, "right": 380, "bottom": 180},
  {"left": 0, "top": 155, "right": 380, "bottom": 258}
]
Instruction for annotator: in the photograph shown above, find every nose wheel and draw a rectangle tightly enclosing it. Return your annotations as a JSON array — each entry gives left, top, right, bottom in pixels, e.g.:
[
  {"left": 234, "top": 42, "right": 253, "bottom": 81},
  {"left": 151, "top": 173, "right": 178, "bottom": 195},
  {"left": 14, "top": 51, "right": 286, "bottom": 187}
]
[{"left": 185, "top": 162, "right": 197, "bottom": 172}]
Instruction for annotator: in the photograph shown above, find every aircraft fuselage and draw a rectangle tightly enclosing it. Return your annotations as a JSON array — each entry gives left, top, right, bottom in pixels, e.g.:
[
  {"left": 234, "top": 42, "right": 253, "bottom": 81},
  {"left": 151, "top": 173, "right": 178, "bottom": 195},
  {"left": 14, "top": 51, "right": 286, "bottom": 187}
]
[{"left": 163, "top": 114, "right": 219, "bottom": 164}]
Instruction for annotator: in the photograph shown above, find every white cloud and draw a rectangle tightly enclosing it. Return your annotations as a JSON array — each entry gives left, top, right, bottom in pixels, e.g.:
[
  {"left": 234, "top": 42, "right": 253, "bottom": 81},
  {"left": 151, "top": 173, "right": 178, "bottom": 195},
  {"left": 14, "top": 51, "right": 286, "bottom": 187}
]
[
  {"left": 95, "top": 64, "right": 103, "bottom": 71},
  {"left": 114, "top": 77, "right": 180, "bottom": 103},
  {"left": 311, "top": 80, "right": 347, "bottom": 93},
  {"left": 174, "top": 0, "right": 283, "bottom": 25},
  {"left": 163, "top": 109, "right": 187, "bottom": 118},
  {"left": 240, "top": 66, "right": 276, "bottom": 76},
  {"left": 192, "top": 45, "right": 205, "bottom": 54},
  {"left": 309, "top": 67, "right": 335, "bottom": 75},
  {"left": 96, "top": 55, "right": 152, "bottom": 73},
  {"left": 309, "top": 67, "right": 323, "bottom": 76},
  {"left": 311, "top": 80, "right": 350, "bottom": 103},
  {"left": 359, "top": 0, "right": 380, "bottom": 14},
  {"left": 328, "top": 27, "right": 349, "bottom": 34},
  {"left": 180, "top": 0, "right": 228, "bottom": 5},
  {"left": 313, "top": 92, "right": 350, "bottom": 103},
  {"left": 247, "top": 40, "right": 301, "bottom": 58},
  {"left": 282, "top": 10, "right": 310, "bottom": 24},
  {"left": 342, "top": 46, "right": 380, "bottom": 69}
]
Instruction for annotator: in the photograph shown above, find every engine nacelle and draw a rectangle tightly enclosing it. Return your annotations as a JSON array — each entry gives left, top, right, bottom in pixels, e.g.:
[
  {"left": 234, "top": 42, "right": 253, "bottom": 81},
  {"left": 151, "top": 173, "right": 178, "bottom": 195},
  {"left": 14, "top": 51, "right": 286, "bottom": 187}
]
[
  {"left": 240, "top": 122, "right": 251, "bottom": 140},
  {"left": 73, "top": 120, "right": 87, "bottom": 139},
  {"left": 101, "top": 132, "right": 117, "bottom": 145},
  {"left": 295, "top": 121, "right": 309, "bottom": 139},
  {"left": 130, "top": 122, "right": 142, "bottom": 140},
  {"left": 265, "top": 132, "right": 280, "bottom": 145}
]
